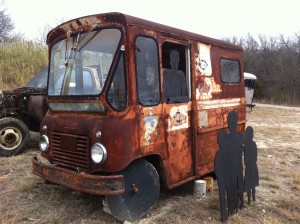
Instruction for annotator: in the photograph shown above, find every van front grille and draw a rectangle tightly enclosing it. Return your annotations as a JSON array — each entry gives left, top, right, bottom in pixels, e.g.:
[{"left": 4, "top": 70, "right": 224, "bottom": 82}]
[{"left": 51, "top": 132, "right": 90, "bottom": 172}]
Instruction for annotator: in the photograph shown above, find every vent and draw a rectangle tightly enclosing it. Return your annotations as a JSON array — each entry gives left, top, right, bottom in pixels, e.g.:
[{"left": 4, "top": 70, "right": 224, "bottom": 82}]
[{"left": 51, "top": 132, "right": 90, "bottom": 172}]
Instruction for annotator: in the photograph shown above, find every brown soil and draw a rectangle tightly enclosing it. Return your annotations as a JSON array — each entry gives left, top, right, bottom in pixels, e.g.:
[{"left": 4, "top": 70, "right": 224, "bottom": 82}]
[{"left": 0, "top": 105, "right": 299, "bottom": 224}]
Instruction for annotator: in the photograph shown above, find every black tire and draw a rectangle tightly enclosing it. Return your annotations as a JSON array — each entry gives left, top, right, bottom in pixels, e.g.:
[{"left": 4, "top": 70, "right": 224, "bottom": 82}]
[
  {"left": 106, "top": 159, "right": 160, "bottom": 221},
  {"left": 0, "top": 117, "right": 30, "bottom": 156}
]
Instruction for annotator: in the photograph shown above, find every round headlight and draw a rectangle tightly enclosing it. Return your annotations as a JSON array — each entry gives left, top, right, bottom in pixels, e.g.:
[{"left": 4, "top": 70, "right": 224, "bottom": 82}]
[
  {"left": 39, "top": 135, "right": 49, "bottom": 152},
  {"left": 91, "top": 143, "right": 107, "bottom": 164}
]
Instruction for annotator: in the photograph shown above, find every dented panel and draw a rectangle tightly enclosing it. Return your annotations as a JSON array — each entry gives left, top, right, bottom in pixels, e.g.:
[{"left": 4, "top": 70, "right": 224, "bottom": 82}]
[{"left": 32, "top": 156, "right": 124, "bottom": 195}]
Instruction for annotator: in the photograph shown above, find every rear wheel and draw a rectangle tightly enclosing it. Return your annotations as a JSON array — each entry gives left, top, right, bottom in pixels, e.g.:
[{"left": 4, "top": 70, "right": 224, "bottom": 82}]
[
  {"left": 106, "top": 159, "right": 160, "bottom": 221},
  {"left": 0, "top": 118, "right": 30, "bottom": 156}
]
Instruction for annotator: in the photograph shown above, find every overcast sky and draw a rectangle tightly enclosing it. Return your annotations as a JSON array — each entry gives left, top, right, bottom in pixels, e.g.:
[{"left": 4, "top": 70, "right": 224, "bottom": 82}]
[{"left": 5, "top": 0, "right": 300, "bottom": 41}]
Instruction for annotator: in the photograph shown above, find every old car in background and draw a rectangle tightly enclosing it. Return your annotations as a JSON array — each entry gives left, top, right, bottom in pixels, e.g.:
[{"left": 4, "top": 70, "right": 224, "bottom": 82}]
[{"left": 0, "top": 67, "right": 48, "bottom": 156}]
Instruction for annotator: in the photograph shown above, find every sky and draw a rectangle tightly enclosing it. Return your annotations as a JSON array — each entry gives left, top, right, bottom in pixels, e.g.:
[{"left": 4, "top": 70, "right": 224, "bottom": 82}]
[{"left": 4, "top": 0, "right": 300, "bottom": 41}]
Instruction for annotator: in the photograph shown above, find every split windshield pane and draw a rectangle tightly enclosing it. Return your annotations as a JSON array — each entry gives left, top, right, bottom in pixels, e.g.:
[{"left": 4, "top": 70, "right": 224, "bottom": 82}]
[{"left": 48, "top": 29, "right": 121, "bottom": 96}]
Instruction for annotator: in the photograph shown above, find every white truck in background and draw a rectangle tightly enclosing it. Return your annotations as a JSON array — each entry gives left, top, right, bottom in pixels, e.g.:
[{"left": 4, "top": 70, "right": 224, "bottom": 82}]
[{"left": 244, "top": 72, "right": 257, "bottom": 110}]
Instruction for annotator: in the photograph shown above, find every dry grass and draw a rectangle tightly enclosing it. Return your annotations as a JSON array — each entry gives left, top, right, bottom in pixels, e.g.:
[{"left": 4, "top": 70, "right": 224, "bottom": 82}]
[
  {"left": 0, "top": 40, "right": 47, "bottom": 89},
  {"left": 292, "top": 174, "right": 300, "bottom": 191},
  {"left": 1, "top": 106, "right": 300, "bottom": 224}
]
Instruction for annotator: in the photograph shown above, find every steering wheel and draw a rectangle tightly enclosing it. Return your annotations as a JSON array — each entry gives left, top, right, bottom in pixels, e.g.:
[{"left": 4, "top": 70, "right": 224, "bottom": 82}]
[{"left": 139, "top": 90, "right": 159, "bottom": 105}]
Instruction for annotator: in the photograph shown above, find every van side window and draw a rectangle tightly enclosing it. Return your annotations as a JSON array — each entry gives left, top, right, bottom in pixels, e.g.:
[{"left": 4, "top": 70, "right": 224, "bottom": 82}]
[
  {"left": 135, "top": 37, "right": 160, "bottom": 106},
  {"left": 107, "top": 53, "right": 127, "bottom": 110},
  {"left": 162, "top": 42, "right": 190, "bottom": 104},
  {"left": 245, "top": 79, "right": 255, "bottom": 89},
  {"left": 220, "top": 59, "right": 240, "bottom": 83}
]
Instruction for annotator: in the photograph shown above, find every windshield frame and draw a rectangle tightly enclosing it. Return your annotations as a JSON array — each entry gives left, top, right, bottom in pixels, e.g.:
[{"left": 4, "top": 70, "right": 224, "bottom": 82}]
[{"left": 47, "top": 27, "right": 124, "bottom": 98}]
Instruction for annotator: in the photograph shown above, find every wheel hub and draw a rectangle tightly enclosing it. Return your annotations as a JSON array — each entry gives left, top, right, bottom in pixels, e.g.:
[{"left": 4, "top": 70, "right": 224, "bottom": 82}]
[
  {"left": 106, "top": 159, "right": 160, "bottom": 221},
  {"left": 5, "top": 132, "right": 17, "bottom": 144},
  {"left": 131, "top": 184, "right": 139, "bottom": 194},
  {"left": 0, "top": 127, "right": 22, "bottom": 150}
]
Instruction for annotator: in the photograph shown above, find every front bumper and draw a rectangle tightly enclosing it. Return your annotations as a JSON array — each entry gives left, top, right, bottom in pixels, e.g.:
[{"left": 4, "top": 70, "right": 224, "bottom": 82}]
[{"left": 32, "top": 156, "right": 124, "bottom": 195}]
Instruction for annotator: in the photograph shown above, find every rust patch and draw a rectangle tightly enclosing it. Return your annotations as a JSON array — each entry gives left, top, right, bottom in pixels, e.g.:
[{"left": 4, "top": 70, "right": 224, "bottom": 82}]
[{"left": 32, "top": 156, "right": 124, "bottom": 196}]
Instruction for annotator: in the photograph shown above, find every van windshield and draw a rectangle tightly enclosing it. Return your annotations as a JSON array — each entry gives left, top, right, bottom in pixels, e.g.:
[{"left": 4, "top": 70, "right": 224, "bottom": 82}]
[{"left": 48, "top": 29, "right": 121, "bottom": 96}]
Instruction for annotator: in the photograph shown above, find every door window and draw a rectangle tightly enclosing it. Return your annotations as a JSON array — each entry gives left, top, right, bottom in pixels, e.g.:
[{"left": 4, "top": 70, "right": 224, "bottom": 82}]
[
  {"left": 107, "top": 53, "right": 127, "bottom": 111},
  {"left": 135, "top": 36, "right": 160, "bottom": 106},
  {"left": 162, "top": 42, "right": 190, "bottom": 104}
]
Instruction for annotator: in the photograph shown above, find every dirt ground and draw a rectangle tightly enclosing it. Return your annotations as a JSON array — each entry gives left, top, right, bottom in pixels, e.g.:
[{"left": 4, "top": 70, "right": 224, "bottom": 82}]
[{"left": 0, "top": 105, "right": 299, "bottom": 224}]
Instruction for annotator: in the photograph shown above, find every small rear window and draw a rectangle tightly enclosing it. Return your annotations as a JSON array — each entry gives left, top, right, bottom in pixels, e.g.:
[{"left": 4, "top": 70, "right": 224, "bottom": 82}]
[{"left": 220, "top": 59, "right": 240, "bottom": 83}]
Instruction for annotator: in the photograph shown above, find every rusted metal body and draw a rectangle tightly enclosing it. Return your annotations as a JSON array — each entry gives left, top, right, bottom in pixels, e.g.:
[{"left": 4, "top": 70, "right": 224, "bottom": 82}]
[
  {"left": 33, "top": 12, "right": 245, "bottom": 196},
  {"left": 32, "top": 156, "right": 124, "bottom": 195}
]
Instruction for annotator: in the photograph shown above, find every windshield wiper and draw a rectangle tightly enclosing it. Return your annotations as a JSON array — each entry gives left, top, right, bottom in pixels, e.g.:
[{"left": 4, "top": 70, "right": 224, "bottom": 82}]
[
  {"left": 61, "top": 32, "right": 81, "bottom": 95},
  {"left": 61, "top": 24, "right": 100, "bottom": 95}
]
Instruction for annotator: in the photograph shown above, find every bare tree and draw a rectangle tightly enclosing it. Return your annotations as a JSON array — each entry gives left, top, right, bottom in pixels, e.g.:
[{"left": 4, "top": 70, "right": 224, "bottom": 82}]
[
  {"left": 35, "top": 17, "right": 68, "bottom": 44},
  {"left": 36, "top": 23, "right": 52, "bottom": 45},
  {"left": 225, "top": 33, "right": 300, "bottom": 105},
  {"left": 0, "top": 0, "right": 14, "bottom": 40}
]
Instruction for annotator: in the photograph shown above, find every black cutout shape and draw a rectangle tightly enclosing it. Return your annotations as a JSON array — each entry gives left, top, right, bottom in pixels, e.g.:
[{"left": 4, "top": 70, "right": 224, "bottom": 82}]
[
  {"left": 215, "top": 111, "right": 259, "bottom": 222},
  {"left": 244, "top": 126, "right": 259, "bottom": 204}
]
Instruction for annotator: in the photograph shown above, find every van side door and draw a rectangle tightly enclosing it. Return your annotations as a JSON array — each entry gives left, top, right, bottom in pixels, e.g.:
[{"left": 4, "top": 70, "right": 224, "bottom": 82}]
[{"left": 161, "top": 40, "right": 194, "bottom": 188}]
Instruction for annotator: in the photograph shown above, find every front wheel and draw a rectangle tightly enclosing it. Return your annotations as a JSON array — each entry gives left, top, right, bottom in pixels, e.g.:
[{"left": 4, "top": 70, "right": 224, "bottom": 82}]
[
  {"left": 106, "top": 159, "right": 160, "bottom": 221},
  {"left": 0, "top": 117, "right": 30, "bottom": 156}
]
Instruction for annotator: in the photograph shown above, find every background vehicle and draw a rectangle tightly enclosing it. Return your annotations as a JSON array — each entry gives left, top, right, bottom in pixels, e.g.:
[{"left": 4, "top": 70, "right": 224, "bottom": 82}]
[
  {"left": 0, "top": 68, "right": 48, "bottom": 156},
  {"left": 244, "top": 72, "right": 257, "bottom": 110}
]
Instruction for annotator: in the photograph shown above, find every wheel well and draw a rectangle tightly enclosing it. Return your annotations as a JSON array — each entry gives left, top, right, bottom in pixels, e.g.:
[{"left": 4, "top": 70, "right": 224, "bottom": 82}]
[
  {"left": 143, "top": 155, "right": 167, "bottom": 189},
  {"left": 0, "top": 114, "right": 18, "bottom": 120},
  {"left": 0, "top": 114, "right": 38, "bottom": 131}
]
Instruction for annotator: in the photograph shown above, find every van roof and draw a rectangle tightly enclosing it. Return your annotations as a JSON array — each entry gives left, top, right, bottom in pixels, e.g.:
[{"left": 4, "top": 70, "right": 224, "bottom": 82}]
[
  {"left": 244, "top": 72, "right": 257, "bottom": 80},
  {"left": 47, "top": 12, "right": 243, "bottom": 52}
]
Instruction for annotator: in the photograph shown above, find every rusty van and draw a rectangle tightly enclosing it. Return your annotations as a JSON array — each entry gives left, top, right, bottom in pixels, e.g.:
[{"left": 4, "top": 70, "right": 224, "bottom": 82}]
[{"left": 32, "top": 12, "right": 246, "bottom": 221}]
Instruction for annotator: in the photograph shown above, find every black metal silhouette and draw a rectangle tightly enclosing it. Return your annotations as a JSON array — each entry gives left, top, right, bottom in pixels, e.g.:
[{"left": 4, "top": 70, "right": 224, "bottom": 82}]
[
  {"left": 227, "top": 111, "right": 244, "bottom": 212},
  {"left": 244, "top": 126, "right": 259, "bottom": 204},
  {"left": 215, "top": 111, "right": 259, "bottom": 222},
  {"left": 214, "top": 129, "right": 229, "bottom": 222}
]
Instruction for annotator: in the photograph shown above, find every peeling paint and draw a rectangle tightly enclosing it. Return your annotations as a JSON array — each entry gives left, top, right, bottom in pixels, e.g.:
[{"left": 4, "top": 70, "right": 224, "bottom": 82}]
[
  {"left": 197, "top": 98, "right": 242, "bottom": 110},
  {"left": 143, "top": 116, "right": 158, "bottom": 145},
  {"left": 198, "top": 111, "right": 208, "bottom": 127},
  {"left": 195, "top": 44, "right": 212, "bottom": 76},
  {"left": 195, "top": 43, "right": 221, "bottom": 100},
  {"left": 196, "top": 77, "right": 222, "bottom": 100},
  {"left": 149, "top": 107, "right": 153, "bottom": 115},
  {"left": 168, "top": 105, "right": 188, "bottom": 131}
]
